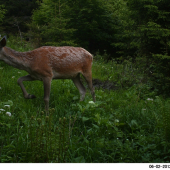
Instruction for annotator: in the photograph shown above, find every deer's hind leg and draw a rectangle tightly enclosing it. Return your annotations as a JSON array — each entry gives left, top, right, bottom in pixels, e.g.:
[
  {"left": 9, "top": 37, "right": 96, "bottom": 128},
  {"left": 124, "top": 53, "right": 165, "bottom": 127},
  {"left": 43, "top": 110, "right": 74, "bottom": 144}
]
[
  {"left": 17, "top": 75, "right": 36, "bottom": 99},
  {"left": 82, "top": 70, "right": 95, "bottom": 102},
  {"left": 42, "top": 77, "right": 52, "bottom": 114},
  {"left": 72, "top": 73, "right": 86, "bottom": 101}
]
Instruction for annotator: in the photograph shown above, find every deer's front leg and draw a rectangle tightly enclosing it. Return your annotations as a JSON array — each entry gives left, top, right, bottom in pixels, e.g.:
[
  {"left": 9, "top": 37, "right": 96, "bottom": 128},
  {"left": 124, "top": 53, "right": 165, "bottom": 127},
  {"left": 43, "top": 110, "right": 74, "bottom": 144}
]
[
  {"left": 42, "top": 77, "right": 52, "bottom": 115},
  {"left": 17, "top": 75, "right": 36, "bottom": 99}
]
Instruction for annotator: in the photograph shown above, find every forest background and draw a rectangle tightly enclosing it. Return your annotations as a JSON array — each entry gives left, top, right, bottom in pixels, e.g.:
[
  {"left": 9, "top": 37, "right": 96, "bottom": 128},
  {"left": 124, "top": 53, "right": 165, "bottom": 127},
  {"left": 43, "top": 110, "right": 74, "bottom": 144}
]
[{"left": 1, "top": 0, "right": 170, "bottom": 163}]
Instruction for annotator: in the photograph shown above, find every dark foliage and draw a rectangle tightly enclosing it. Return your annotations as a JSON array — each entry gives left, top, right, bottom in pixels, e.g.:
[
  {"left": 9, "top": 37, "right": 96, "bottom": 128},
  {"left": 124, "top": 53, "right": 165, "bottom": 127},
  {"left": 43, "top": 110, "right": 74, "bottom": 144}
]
[{"left": 0, "top": 0, "right": 38, "bottom": 33}]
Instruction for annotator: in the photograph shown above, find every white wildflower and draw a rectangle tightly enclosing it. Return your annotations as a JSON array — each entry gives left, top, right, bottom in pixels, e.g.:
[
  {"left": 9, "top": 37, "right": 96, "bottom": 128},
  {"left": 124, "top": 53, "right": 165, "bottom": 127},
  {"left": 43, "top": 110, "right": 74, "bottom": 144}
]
[
  {"left": 115, "top": 119, "right": 119, "bottom": 123},
  {"left": 18, "top": 72, "right": 21, "bottom": 74},
  {"left": 12, "top": 76, "right": 15, "bottom": 79},
  {"left": 147, "top": 98, "right": 153, "bottom": 101},
  {"left": 6, "top": 112, "right": 11, "bottom": 116},
  {"left": 4, "top": 105, "right": 10, "bottom": 108},
  {"left": 89, "top": 101, "right": 95, "bottom": 104},
  {"left": 0, "top": 109, "right": 5, "bottom": 111}
]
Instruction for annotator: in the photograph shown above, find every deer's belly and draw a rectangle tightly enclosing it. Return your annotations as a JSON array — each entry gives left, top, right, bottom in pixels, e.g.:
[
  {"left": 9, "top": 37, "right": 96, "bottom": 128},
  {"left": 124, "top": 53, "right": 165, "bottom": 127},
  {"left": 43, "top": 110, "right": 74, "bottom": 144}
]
[{"left": 52, "top": 70, "right": 79, "bottom": 79}]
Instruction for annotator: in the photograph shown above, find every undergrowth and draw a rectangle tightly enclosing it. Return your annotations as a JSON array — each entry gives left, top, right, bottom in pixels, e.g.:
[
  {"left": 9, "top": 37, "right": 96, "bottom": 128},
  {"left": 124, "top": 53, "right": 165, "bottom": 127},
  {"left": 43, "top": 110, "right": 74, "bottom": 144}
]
[{"left": 0, "top": 36, "right": 170, "bottom": 163}]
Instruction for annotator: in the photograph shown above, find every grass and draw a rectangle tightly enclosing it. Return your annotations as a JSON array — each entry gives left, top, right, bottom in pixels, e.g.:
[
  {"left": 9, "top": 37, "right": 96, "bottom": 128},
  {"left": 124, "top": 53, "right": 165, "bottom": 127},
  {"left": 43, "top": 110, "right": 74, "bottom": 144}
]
[{"left": 0, "top": 36, "right": 170, "bottom": 163}]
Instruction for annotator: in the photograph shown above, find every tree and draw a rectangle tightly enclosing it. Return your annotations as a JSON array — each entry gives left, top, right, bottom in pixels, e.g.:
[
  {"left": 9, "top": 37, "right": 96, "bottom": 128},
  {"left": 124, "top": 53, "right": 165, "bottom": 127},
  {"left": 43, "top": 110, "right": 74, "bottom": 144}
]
[
  {"left": 66, "top": 0, "right": 119, "bottom": 56},
  {"left": 126, "top": 0, "right": 170, "bottom": 57},
  {"left": 110, "top": 0, "right": 136, "bottom": 59},
  {"left": 30, "top": 0, "right": 76, "bottom": 47},
  {"left": 0, "top": 0, "right": 38, "bottom": 34},
  {"left": 0, "top": 5, "right": 6, "bottom": 22},
  {"left": 123, "top": 0, "right": 170, "bottom": 95},
  {"left": 30, "top": 0, "right": 124, "bottom": 57},
  {"left": 0, "top": 5, "right": 6, "bottom": 32}
]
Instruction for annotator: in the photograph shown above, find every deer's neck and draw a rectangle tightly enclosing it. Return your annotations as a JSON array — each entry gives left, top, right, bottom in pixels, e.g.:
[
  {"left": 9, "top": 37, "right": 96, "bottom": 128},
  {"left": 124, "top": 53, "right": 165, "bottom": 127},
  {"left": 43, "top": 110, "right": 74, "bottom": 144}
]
[{"left": 2, "top": 47, "right": 31, "bottom": 70}]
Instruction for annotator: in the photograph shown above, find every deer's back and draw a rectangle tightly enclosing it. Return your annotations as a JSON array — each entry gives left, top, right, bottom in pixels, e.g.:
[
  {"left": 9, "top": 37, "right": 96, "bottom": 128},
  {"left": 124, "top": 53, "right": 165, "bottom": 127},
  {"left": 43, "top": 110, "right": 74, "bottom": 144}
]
[{"left": 29, "top": 46, "right": 93, "bottom": 79}]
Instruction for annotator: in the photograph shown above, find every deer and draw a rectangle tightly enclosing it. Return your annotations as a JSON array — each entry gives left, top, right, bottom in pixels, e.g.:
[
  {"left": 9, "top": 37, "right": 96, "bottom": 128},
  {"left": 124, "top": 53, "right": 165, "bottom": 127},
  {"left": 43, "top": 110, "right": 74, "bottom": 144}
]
[{"left": 0, "top": 36, "right": 95, "bottom": 114}]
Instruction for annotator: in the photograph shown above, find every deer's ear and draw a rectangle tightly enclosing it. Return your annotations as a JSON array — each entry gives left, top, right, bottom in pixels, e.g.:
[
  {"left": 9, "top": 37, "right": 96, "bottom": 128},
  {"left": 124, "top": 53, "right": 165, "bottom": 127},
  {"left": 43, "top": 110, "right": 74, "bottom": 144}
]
[{"left": 0, "top": 36, "right": 7, "bottom": 47}]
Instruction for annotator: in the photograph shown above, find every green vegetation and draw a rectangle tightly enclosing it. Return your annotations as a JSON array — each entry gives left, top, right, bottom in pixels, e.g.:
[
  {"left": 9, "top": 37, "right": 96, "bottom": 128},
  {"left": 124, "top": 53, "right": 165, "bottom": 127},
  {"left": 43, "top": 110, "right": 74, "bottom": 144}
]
[
  {"left": 0, "top": 37, "right": 170, "bottom": 163},
  {"left": 0, "top": 5, "right": 6, "bottom": 23}
]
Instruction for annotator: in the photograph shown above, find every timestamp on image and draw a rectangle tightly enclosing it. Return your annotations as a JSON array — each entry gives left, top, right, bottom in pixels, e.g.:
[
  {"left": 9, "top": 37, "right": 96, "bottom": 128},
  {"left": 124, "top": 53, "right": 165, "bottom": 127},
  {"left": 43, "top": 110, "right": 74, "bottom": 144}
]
[{"left": 149, "top": 165, "right": 170, "bottom": 168}]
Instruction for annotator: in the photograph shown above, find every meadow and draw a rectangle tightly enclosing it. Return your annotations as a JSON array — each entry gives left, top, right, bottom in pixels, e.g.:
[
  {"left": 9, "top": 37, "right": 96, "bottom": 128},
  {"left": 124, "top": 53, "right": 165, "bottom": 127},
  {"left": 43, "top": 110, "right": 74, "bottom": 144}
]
[{"left": 0, "top": 37, "right": 170, "bottom": 163}]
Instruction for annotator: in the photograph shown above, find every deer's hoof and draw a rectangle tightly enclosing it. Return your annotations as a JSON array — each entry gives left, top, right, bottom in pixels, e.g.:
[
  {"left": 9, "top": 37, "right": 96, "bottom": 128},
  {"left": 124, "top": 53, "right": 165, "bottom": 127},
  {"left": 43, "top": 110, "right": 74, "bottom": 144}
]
[{"left": 27, "top": 94, "right": 36, "bottom": 99}]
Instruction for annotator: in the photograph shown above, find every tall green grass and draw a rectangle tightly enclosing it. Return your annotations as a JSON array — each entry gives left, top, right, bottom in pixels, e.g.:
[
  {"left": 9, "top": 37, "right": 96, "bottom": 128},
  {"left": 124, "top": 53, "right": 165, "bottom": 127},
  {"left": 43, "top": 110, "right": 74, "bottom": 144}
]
[{"left": 0, "top": 36, "right": 170, "bottom": 162}]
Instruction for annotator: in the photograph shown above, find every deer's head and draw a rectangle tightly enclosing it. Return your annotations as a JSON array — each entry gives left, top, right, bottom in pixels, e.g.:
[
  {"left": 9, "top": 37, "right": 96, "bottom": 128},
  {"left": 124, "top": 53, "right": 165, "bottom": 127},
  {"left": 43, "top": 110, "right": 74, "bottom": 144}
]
[{"left": 0, "top": 36, "right": 7, "bottom": 59}]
